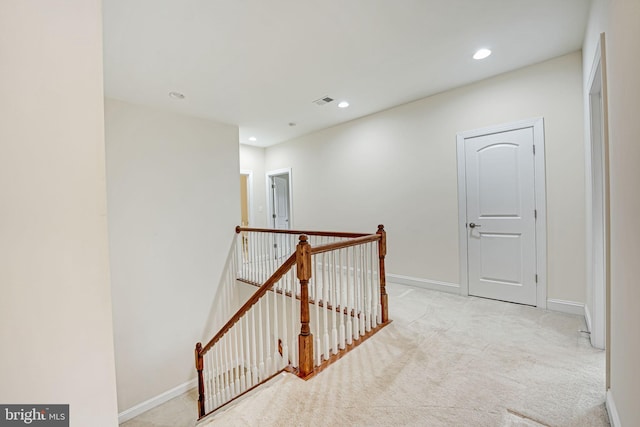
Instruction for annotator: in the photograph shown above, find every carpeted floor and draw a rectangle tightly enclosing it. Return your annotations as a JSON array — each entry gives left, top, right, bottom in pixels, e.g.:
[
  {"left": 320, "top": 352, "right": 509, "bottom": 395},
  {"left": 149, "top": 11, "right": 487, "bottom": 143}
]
[{"left": 123, "top": 283, "right": 609, "bottom": 427}]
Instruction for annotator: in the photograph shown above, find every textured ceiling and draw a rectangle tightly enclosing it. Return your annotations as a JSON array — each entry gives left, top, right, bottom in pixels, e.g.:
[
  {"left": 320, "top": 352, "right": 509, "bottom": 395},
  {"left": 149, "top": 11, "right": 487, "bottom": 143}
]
[{"left": 103, "top": 0, "right": 591, "bottom": 147}]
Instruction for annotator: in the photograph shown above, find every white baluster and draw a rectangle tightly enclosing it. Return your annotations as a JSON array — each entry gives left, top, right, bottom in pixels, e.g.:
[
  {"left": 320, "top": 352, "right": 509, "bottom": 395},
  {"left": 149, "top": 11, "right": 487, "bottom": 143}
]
[
  {"left": 213, "top": 347, "right": 221, "bottom": 408},
  {"left": 217, "top": 341, "right": 225, "bottom": 403},
  {"left": 238, "top": 317, "right": 246, "bottom": 393},
  {"left": 219, "top": 340, "right": 228, "bottom": 402},
  {"left": 265, "top": 289, "right": 272, "bottom": 374},
  {"left": 273, "top": 232, "right": 277, "bottom": 269},
  {"left": 211, "top": 350, "right": 219, "bottom": 411},
  {"left": 363, "top": 243, "right": 370, "bottom": 333},
  {"left": 346, "top": 246, "right": 353, "bottom": 346},
  {"left": 249, "top": 232, "right": 254, "bottom": 283},
  {"left": 322, "top": 250, "right": 330, "bottom": 359},
  {"left": 256, "top": 231, "right": 261, "bottom": 281},
  {"left": 258, "top": 299, "right": 265, "bottom": 379},
  {"left": 331, "top": 250, "right": 338, "bottom": 355},
  {"left": 353, "top": 245, "right": 361, "bottom": 340},
  {"left": 339, "top": 248, "right": 346, "bottom": 350},
  {"left": 281, "top": 275, "right": 289, "bottom": 368},
  {"left": 224, "top": 335, "right": 231, "bottom": 399},
  {"left": 224, "top": 334, "right": 233, "bottom": 399},
  {"left": 359, "top": 246, "right": 366, "bottom": 335},
  {"left": 251, "top": 308, "right": 259, "bottom": 384},
  {"left": 233, "top": 326, "right": 241, "bottom": 396},
  {"left": 204, "top": 352, "right": 211, "bottom": 412},
  {"left": 263, "top": 232, "right": 269, "bottom": 281},
  {"left": 272, "top": 283, "right": 281, "bottom": 369},
  {"left": 314, "top": 254, "right": 321, "bottom": 365},
  {"left": 371, "top": 242, "right": 380, "bottom": 327},
  {"left": 244, "top": 313, "right": 252, "bottom": 388},
  {"left": 290, "top": 269, "right": 298, "bottom": 368}
]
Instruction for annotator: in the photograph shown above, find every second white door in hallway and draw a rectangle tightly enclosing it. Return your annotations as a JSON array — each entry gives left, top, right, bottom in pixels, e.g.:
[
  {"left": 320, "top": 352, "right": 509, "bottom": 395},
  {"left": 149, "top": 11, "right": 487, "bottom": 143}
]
[{"left": 458, "top": 120, "right": 545, "bottom": 307}]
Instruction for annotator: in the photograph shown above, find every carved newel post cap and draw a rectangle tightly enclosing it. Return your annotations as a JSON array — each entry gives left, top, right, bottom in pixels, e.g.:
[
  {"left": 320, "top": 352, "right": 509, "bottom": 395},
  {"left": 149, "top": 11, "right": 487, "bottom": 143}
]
[
  {"left": 377, "top": 224, "right": 385, "bottom": 232},
  {"left": 235, "top": 225, "right": 241, "bottom": 233},
  {"left": 299, "top": 234, "right": 308, "bottom": 243}
]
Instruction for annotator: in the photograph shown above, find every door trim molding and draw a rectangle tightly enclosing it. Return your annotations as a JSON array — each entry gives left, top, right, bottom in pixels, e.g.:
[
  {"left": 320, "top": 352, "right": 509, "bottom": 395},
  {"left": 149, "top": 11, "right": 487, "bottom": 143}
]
[
  {"left": 266, "top": 168, "right": 293, "bottom": 229},
  {"left": 456, "top": 117, "right": 547, "bottom": 308},
  {"left": 585, "top": 33, "right": 609, "bottom": 352}
]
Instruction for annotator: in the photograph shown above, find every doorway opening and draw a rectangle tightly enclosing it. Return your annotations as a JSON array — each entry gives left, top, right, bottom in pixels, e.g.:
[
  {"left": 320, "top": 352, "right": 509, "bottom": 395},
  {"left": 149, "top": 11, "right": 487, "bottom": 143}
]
[
  {"left": 266, "top": 168, "right": 293, "bottom": 258},
  {"left": 240, "top": 170, "right": 253, "bottom": 257},
  {"left": 240, "top": 171, "right": 252, "bottom": 227},
  {"left": 266, "top": 168, "right": 292, "bottom": 230}
]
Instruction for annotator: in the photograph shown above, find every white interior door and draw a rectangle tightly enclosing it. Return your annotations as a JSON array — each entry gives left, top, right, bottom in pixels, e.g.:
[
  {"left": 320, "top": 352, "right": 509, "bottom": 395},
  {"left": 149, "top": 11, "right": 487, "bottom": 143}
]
[
  {"left": 271, "top": 174, "right": 290, "bottom": 230},
  {"left": 268, "top": 171, "right": 292, "bottom": 259},
  {"left": 464, "top": 127, "right": 537, "bottom": 306}
]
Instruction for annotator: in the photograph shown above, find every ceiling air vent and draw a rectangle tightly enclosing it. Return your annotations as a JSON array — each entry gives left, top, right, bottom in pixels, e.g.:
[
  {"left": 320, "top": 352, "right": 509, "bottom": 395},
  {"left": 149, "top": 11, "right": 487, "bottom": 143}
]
[{"left": 313, "top": 96, "right": 334, "bottom": 106}]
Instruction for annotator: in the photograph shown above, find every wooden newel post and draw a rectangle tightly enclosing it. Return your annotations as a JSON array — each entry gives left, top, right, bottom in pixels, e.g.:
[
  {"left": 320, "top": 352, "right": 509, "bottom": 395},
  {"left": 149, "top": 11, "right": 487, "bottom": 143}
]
[
  {"left": 195, "top": 342, "right": 205, "bottom": 418},
  {"left": 296, "top": 234, "right": 314, "bottom": 378},
  {"left": 377, "top": 224, "right": 389, "bottom": 323}
]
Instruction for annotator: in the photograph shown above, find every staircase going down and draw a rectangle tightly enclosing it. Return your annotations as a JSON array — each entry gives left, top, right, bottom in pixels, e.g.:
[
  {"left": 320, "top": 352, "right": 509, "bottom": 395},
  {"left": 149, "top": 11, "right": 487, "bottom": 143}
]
[{"left": 194, "top": 225, "right": 391, "bottom": 420}]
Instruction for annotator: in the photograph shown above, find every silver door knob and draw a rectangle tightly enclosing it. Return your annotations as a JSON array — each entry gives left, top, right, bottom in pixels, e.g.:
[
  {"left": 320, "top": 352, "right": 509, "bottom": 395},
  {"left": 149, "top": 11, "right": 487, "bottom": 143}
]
[{"left": 469, "top": 222, "right": 481, "bottom": 228}]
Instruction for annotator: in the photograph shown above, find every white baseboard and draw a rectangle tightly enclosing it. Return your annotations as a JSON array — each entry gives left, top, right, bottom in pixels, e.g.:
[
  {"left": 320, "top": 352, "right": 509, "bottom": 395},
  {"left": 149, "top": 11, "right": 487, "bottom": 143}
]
[
  {"left": 606, "top": 389, "right": 621, "bottom": 427},
  {"left": 118, "top": 378, "right": 197, "bottom": 424},
  {"left": 387, "top": 274, "right": 460, "bottom": 294},
  {"left": 546, "top": 298, "right": 585, "bottom": 316}
]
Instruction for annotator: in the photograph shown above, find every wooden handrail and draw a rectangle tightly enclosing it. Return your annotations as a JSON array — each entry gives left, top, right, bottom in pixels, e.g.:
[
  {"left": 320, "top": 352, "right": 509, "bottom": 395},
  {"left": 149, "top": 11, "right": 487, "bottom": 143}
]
[
  {"left": 236, "top": 225, "right": 369, "bottom": 239},
  {"left": 199, "top": 253, "right": 296, "bottom": 354},
  {"left": 310, "top": 234, "right": 380, "bottom": 255}
]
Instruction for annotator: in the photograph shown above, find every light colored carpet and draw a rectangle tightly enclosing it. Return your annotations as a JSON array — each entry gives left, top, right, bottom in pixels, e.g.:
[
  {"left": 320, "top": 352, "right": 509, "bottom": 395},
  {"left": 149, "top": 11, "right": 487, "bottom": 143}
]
[{"left": 123, "top": 283, "right": 609, "bottom": 427}]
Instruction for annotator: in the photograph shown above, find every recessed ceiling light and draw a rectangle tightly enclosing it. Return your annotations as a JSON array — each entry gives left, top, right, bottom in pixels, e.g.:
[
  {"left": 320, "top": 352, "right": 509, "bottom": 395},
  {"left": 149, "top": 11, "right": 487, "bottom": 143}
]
[
  {"left": 338, "top": 101, "right": 350, "bottom": 108},
  {"left": 473, "top": 48, "right": 492, "bottom": 60},
  {"left": 168, "top": 91, "right": 185, "bottom": 99},
  {"left": 248, "top": 136, "right": 257, "bottom": 142}
]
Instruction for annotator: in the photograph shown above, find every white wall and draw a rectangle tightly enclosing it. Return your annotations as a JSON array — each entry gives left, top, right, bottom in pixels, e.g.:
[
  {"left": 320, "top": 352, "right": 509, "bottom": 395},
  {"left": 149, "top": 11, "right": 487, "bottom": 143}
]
[
  {"left": 0, "top": 1, "right": 119, "bottom": 425},
  {"left": 584, "top": 1, "right": 640, "bottom": 425},
  {"left": 265, "top": 52, "right": 585, "bottom": 303},
  {"left": 240, "top": 144, "right": 268, "bottom": 228},
  {"left": 104, "top": 99, "right": 239, "bottom": 413}
]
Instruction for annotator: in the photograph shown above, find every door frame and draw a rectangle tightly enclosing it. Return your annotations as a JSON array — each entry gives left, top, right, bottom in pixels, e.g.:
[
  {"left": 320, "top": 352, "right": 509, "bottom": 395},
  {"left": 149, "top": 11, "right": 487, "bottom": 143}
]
[
  {"left": 456, "top": 117, "right": 547, "bottom": 308},
  {"left": 240, "top": 169, "right": 254, "bottom": 226},
  {"left": 585, "top": 33, "right": 609, "bottom": 354},
  {"left": 266, "top": 168, "right": 293, "bottom": 229}
]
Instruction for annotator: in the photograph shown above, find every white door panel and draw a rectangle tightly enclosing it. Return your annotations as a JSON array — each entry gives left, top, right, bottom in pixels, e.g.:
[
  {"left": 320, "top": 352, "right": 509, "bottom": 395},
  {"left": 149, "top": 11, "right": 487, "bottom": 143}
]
[
  {"left": 465, "top": 127, "right": 537, "bottom": 306},
  {"left": 272, "top": 175, "right": 290, "bottom": 230},
  {"left": 269, "top": 172, "right": 292, "bottom": 259}
]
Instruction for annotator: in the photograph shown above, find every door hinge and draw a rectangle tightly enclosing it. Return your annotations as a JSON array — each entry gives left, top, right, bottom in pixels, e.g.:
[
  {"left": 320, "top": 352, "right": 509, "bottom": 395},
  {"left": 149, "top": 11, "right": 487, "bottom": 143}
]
[
  {"left": 533, "top": 145, "right": 536, "bottom": 155},
  {"left": 535, "top": 274, "right": 538, "bottom": 283},
  {"left": 272, "top": 214, "right": 276, "bottom": 218},
  {"left": 272, "top": 184, "right": 276, "bottom": 189},
  {"left": 534, "top": 209, "right": 537, "bottom": 219}
]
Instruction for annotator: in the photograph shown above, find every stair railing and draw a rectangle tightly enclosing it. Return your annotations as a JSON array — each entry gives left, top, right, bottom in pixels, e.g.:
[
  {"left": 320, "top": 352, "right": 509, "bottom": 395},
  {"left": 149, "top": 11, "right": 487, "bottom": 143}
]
[{"left": 195, "top": 225, "right": 389, "bottom": 420}]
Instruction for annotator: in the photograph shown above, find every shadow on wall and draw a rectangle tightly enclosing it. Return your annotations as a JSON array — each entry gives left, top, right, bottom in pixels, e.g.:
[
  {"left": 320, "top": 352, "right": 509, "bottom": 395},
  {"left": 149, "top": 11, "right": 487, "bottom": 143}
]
[{"left": 199, "top": 233, "right": 243, "bottom": 344}]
